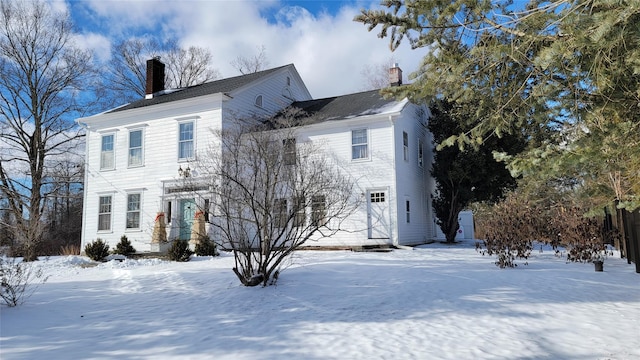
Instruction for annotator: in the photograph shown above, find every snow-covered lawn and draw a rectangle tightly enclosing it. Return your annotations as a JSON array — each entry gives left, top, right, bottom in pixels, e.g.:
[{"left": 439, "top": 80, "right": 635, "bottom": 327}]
[{"left": 1, "top": 240, "right": 639, "bottom": 360}]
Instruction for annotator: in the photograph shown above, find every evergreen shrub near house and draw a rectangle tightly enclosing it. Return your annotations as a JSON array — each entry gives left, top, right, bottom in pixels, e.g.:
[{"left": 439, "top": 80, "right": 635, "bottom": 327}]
[
  {"left": 194, "top": 237, "right": 218, "bottom": 257},
  {"left": 84, "top": 239, "right": 110, "bottom": 262},
  {"left": 168, "top": 240, "right": 193, "bottom": 262},
  {"left": 113, "top": 235, "right": 136, "bottom": 256}
]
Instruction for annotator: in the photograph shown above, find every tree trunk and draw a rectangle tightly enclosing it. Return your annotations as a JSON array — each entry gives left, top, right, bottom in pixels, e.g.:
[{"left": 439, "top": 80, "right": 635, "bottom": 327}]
[
  {"left": 232, "top": 267, "right": 263, "bottom": 287},
  {"left": 444, "top": 210, "right": 461, "bottom": 243}
]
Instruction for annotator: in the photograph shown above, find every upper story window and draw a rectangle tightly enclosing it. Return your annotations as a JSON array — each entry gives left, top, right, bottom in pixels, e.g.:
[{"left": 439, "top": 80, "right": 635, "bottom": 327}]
[
  {"left": 286, "top": 76, "right": 291, "bottom": 86},
  {"left": 98, "top": 195, "right": 112, "bottom": 231},
  {"left": 283, "top": 138, "right": 296, "bottom": 165},
  {"left": 403, "top": 131, "right": 409, "bottom": 161},
  {"left": 255, "top": 95, "right": 263, "bottom": 107},
  {"left": 128, "top": 129, "right": 143, "bottom": 167},
  {"left": 351, "top": 129, "right": 368, "bottom": 160},
  {"left": 100, "top": 134, "right": 115, "bottom": 170},
  {"left": 178, "top": 122, "right": 194, "bottom": 160},
  {"left": 418, "top": 139, "right": 424, "bottom": 167}
]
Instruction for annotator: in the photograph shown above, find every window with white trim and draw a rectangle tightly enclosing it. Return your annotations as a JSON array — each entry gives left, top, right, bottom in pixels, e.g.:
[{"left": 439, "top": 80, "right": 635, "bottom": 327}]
[
  {"left": 178, "top": 122, "right": 194, "bottom": 160},
  {"left": 98, "top": 195, "right": 112, "bottom": 231},
  {"left": 403, "top": 131, "right": 409, "bottom": 161},
  {"left": 406, "top": 200, "right": 411, "bottom": 223},
  {"left": 351, "top": 129, "right": 368, "bottom": 160},
  {"left": 100, "top": 134, "right": 115, "bottom": 170},
  {"left": 126, "top": 193, "right": 141, "bottom": 229},
  {"left": 255, "top": 95, "right": 263, "bottom": 107},
  {"left": 311, "top": 195, "right": 327, "bottom": 227},
  {"left": 274, "top": 198, "right": 287, "bottom": 228},
  {"left": 128, "top": 129, "right": 143, "bottom": 167},
  {"left": 283, "top": 138, "right": 296, "bottom": 166},
  {"left": 418, "top": 139, "right": 424, "bottom": 167},
  {"left": 293, "top": 196, "right": 305, "bottom": 227}
]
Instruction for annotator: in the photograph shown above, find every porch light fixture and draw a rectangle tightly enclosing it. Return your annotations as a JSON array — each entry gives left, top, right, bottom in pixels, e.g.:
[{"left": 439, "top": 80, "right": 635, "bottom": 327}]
[{"left": 178, "top": 165, "right": 191, "bottom": 178}]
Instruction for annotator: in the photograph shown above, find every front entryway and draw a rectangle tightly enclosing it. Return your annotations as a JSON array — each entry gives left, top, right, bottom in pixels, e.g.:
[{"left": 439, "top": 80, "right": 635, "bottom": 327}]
[
  {"left": 179, "top": 198, "right": 196, "bottom": 240},
  {"left": 367, "top": 190, "right": 390, "bottom": 239}
]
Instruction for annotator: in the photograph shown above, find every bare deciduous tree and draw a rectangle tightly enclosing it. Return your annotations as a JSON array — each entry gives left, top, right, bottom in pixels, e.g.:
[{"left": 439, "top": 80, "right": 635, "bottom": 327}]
[
  {"left": 0, "top": 0, "right": 94, "bottom": 261},
  {"left": 164, "top": 45, "right": 220, "bottom": 89},
  {"left": 230, "top": 45, "right": 270, "bottom": 75},
  {"left": 359, "top": 56, "right": 398, "bottom": 91},
  {"left": 41, "top": 159, "right": 84, "bottom": 254},
  {"left": 198, "top": 111, "right": 359, "bottom": 286},
  {"left": 106, "top": 38, "right": 220, "bottom": 104}
]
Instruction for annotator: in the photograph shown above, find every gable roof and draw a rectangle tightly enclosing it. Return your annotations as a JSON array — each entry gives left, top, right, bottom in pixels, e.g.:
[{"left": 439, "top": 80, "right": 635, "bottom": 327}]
[
  {"left": 287, "top": 89, "right": 409, "bottom": 124},
  {"left": 108, "top": 64, "right": 295, "bottom": 114}
]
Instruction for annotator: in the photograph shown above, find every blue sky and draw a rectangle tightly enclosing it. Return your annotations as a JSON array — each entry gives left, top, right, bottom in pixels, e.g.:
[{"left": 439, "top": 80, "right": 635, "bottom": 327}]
[{"left": 60, "top": 0, "right": 425, "bottom": 98}]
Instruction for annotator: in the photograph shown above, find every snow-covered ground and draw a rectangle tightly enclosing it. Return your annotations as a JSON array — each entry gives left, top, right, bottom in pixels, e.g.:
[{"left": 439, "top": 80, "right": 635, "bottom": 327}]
[{"left": 1, "top": 239, "right": 639, "bottom": 360}]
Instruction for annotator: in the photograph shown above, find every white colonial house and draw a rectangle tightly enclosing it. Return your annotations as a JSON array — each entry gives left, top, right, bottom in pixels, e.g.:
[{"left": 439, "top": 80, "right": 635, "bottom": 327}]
[{"left": 78, "top": 59, "right": 441, "bottom": 252}]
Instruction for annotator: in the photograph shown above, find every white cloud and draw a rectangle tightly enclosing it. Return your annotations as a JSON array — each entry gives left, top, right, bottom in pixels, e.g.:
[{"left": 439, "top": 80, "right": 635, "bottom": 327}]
[
  {"left": 72, "top": 33, "right": 111, "bottom": 63},
  {"left": 73, "top": 0, "right": 427, "bottom": 99}
]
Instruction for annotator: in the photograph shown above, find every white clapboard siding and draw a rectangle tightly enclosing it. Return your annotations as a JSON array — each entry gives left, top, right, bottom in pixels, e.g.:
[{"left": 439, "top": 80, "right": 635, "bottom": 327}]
[{"left": 79, "top": 64, "right": 436, "bottom": 251}]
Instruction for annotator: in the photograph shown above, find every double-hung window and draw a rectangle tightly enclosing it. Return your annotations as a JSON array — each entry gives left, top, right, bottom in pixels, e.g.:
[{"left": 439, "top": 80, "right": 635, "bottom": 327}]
[
  {"left": 274, "top": 198, "right": 288, "bottom": 228},
  {"left": 293, "top": 197, "right": 305, "bottom": 227},
  {"left": 311, "top": 195, "right": 327, "bottom": 227},
  {"left": 178, "top": 122, "right": 194, "bottom": 160},
  {"left": 352, "top": 129, "right": 368, "bottom": 160},
  {"left": 100, "top": 134, "right": 115, "bottom": 170},
  {"left": 283, "top": 138, "right": 296, "bottom": 166},
  {"left": 98, "top": 195, "right": 112, "bottom": 231},
  {"left": 126, "top": 193, "right": 141, "bottom": 229},
  {"left": 128, "top": 130, "right": 143, "bottom": 167}
]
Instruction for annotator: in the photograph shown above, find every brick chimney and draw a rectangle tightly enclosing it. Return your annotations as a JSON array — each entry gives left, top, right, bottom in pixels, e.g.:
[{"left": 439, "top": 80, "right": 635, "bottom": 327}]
[
  {"left": 389, "top": 63, "right": 402, "bottom": 87},
  {"left": 145, "top": 57, "right": 165, "bottom": 99}
]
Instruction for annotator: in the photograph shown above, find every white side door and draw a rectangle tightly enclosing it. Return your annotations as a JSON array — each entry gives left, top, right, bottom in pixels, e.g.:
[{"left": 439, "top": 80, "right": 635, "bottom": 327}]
[{"left": 367, "top": 190, "right": 390, "bottom": 239}]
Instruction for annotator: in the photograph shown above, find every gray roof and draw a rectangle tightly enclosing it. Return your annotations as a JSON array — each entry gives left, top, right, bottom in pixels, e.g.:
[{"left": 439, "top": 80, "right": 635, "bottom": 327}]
[
  {"left": 108, "top": 64, "right": 292, "bottom": 113},
  {"left": 288, "top": 89, "right": 407, "bottom": 123}
]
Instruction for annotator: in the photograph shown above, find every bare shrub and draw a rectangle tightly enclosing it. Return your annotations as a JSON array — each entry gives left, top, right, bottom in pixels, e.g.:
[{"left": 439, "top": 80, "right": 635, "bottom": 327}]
[
  {"left": 547, "top": 206, "right": 614, "bottom": 263},
  {"left": 0, "top": 256, "right": 48, "bottom": 307},
  {"left": 475, "top": 191, "right": 612, "bottom": 268},
  {"left": 199, "top": 114, "right": 359, "bottom": 286},
  {"left": 475, "top": 193, "right": 545, "bottom": 268}
]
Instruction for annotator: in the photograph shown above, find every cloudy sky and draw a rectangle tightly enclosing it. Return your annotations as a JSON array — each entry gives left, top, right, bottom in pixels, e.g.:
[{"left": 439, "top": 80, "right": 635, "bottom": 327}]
[{"left": 59, "top": 0, "right": 427, "bottom": 99}]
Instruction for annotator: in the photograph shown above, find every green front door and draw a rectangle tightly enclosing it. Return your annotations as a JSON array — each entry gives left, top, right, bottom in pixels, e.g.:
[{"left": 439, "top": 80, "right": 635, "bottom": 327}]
[{"left": 179, "top": 198, "right": 196, "bottom": 240}]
